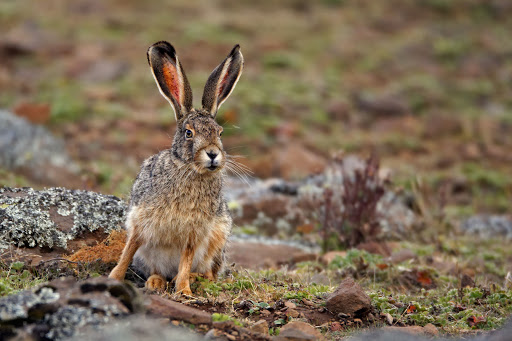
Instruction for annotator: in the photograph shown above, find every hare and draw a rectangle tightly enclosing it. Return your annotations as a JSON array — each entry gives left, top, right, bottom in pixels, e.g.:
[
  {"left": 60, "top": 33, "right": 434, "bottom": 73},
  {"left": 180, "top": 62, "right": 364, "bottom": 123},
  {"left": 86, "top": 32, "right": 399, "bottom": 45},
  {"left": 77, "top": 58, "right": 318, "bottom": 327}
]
[{"left": 109, "top": 41, "right": 243, "bottom": 295}]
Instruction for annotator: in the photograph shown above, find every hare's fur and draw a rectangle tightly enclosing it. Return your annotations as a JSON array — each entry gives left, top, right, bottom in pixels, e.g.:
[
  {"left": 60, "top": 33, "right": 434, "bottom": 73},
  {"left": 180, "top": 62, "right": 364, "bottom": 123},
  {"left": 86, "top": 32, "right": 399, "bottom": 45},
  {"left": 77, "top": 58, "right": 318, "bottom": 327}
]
[{"left": 109, "top": 42, "right": 243, "bottom": 295}]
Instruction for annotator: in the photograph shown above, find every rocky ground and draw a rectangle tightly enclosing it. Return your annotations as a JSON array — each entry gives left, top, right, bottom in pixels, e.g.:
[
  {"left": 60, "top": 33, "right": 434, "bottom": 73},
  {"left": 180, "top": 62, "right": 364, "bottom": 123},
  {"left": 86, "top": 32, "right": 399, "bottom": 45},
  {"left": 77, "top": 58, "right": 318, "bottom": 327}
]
[
  {"left": 1, "top": 184, "right": 511, "bottom": 340},
  {"left": 1, "top": 1, "right": 512, "bottom": 339}
]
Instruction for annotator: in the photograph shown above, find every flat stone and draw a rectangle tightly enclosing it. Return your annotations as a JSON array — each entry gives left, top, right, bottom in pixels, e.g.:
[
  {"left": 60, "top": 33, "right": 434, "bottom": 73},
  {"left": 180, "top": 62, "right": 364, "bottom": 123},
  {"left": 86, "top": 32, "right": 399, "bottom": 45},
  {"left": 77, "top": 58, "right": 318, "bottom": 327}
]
[
  {"left": 382, "top": 326, "right": 426, "bottom": 335},
  {"left": 278, "top": 321, "right": 325, "bottom": 341},
  {"left": 146, "top": 295, "right": 212, "bottom": 325}
]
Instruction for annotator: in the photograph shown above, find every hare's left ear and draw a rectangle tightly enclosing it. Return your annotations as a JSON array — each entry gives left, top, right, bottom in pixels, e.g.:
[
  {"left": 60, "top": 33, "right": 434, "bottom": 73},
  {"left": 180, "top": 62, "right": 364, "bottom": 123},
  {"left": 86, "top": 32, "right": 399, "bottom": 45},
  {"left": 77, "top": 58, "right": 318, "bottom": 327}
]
[{"left": 202, "top": 44, "right": 244, "bottom": 117}]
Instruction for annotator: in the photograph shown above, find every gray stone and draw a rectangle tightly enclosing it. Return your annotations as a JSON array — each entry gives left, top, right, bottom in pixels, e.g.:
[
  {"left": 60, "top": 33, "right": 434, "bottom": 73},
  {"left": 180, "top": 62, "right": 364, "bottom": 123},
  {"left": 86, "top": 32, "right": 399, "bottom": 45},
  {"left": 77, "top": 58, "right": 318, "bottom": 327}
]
[
  {"left": 0, "top": 110, "right": 76, "bottom": 172},
  {"left": 146, "top": 295, "right": 212, "bottom": 325},
  {"left": 459, "top": 215, "right": 512, "bottom": 240},
  {"left": 71, "top": 316, "right": 203, "bottom": 341}
]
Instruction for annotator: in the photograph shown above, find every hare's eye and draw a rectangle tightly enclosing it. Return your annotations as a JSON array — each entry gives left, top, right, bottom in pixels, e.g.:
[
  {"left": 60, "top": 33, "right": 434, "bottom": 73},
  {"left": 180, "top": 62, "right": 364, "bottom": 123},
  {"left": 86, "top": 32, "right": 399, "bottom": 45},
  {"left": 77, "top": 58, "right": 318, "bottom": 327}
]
[
  {"left": 219, "top": 131, "right": 223, "bottom": 137},
  {"left": 185, "top": 129, "right": 193, "bottom": 139}
]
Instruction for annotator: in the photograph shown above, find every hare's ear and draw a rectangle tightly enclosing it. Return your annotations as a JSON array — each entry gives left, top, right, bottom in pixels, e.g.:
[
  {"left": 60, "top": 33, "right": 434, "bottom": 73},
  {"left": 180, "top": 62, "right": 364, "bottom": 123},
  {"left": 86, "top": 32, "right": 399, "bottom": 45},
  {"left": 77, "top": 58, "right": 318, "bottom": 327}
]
[
  {"left": 147, "top": 41, "right": 193, "bottom": 121},
  {"left": 202, "top": 44, "right": 244, "bottom": 117}
]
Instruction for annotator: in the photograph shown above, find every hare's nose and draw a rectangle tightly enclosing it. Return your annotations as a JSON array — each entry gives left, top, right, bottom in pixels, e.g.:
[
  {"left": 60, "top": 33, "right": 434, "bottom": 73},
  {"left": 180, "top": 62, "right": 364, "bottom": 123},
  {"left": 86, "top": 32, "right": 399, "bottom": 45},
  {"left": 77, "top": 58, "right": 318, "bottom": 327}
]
[{"left": 207, "top": 151, "right": 218, "bottom": 160}]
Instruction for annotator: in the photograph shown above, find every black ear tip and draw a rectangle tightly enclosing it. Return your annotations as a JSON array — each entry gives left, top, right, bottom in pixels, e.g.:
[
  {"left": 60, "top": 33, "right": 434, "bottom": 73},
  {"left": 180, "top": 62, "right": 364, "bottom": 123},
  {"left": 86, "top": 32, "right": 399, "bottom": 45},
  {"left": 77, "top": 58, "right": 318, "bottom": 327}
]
[
  {"left": 230, "top": 44, "right": 241, "bottom": 56},
  {"left": 147, "top": 41, "right": 177, "bottom": 61}
]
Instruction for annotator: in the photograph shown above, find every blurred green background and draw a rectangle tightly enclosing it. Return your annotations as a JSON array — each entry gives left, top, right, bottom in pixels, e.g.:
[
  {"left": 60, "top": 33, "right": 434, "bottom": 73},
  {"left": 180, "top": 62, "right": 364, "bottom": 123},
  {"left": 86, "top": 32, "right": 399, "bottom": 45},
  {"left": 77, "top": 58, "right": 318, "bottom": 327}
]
[{"left": 1, "top": 0, "right": 511, "bottom": 216}]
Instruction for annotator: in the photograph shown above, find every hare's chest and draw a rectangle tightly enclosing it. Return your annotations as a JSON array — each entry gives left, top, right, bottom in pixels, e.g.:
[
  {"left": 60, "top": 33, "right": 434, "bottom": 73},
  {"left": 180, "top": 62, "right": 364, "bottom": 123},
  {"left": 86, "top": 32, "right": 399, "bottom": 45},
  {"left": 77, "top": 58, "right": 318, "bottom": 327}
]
[{"left": 127, "top": 201, "right": 216, "bottom": 246}]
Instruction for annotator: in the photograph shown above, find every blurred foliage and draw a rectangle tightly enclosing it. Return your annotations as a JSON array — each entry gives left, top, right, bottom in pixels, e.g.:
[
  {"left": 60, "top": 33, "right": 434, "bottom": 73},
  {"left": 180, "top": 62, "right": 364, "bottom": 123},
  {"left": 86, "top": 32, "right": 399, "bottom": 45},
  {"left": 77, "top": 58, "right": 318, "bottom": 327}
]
[{"left": 0, "top": 0, "right": 511, "bottom": 212}]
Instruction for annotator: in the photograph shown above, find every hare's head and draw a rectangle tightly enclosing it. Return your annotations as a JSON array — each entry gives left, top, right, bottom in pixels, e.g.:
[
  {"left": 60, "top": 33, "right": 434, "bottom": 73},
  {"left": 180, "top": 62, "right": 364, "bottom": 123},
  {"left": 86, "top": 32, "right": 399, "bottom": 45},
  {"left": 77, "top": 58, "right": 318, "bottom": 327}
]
[{"left": 147, "top": 41, "right": 243, "bottom": 175}]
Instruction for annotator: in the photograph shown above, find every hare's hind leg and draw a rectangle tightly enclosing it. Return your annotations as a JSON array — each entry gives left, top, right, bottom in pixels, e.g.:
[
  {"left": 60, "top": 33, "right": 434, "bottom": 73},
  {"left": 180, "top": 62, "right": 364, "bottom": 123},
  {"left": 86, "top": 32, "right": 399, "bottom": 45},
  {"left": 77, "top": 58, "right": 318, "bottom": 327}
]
[
  {"left": 175, "top": 245, "right": 196, "bottom": 296},
  {"left": 209, "top": 249, "right": 225, "bottom": 280},
  {"left": 203, "top": 227, "right": 228, "bottom": 281}
]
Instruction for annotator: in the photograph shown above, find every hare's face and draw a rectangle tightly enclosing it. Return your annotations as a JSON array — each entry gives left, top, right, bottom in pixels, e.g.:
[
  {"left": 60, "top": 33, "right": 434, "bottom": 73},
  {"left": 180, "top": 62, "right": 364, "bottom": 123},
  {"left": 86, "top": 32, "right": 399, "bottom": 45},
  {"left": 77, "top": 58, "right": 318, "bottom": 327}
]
[
  {"left": 147, "top": 41, "right": 242, "bottom": 175},
  {"left": 177, "top": 112, "right": 225, "bottom": 174}
]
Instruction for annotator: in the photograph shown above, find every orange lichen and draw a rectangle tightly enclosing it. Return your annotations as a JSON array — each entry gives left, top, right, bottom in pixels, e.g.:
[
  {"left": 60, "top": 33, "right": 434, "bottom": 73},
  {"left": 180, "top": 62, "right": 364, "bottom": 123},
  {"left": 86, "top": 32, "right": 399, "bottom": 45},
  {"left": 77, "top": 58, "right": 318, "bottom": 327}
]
[{"left": 67, "top": 230, "right": 127, "bottom": 263}]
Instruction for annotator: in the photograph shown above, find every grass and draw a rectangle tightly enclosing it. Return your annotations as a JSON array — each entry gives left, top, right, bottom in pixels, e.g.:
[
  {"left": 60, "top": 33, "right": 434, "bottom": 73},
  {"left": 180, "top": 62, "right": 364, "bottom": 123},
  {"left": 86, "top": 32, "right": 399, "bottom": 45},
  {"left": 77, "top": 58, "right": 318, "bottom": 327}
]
[{"left": 0, "top": 261, "right": 47, "bottom": 296}]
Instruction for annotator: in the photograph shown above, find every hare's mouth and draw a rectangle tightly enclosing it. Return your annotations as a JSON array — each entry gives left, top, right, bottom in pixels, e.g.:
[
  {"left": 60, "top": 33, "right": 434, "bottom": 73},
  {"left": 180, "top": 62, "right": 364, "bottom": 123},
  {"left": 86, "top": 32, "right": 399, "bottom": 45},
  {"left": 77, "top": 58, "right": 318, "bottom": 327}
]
[{"left": 207, "top": 164, "right": 218, "bottom": 171}]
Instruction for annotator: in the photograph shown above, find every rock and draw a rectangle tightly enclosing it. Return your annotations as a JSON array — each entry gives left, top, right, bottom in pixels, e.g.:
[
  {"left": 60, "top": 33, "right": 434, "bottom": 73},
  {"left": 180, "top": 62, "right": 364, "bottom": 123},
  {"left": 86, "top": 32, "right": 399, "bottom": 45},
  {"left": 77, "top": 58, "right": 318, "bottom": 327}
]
[
  {"left": 225, "top": 155, "right": 416, "bottom": 241},
  {"left": 0, "top": 187, "right": 126, "bottom": 250},
  {"left": 146, "top": 295, "right": 212, "bottom": 325},
  {"left": 79, "top": 60, "right": 128, "bottom": 83},
  {"left": 249, "top": 320, "right": 269, "bottom": 335},
  {"left": 261, "top": 309, "right": 271, "bottom": 316},
  {"left": 388, "top": 249, "right": 416, "bottom": 264},
  {"left": 0, "top": 110, "right": 78, "bottom": 183},
  {"left": 277, "top": 321, "right": 325, "bottom": 341},
  {"left": 422, "top": 323, "right": 439, "bottom": 337},
  {"left": 459, "top": 215, "right": 512, "bottom": 240},
  {"left": 383, "top": 312, "right": 393, "bottom": 325},
  {"left": 320, "top": 251, "right": 346, "bottom": 265},
  {"left": 460, "top": 274, "right": 475, "bottom": 288},
  {"left": 286, "top": 308, "right": 300, "bottom": 318},
  {"left": 284, "top": 301, "right": 297, "bottom": 309},
  {"left": 381, "top": 326, "right": 428, "bottom": 335},
  {"left": 204, "top": 328, "right": 224, "bottom": 340},
  {"left": 0, "top": 21, "right": 71, "bottom": 58},
  {"left": 0, "top": 276, "right": 141, "bottom": 340},
  {"left": 70, "top": 316, "right": 203, "bottom": 341},
  {"left": 325, "top": 278, "right": 371, "bottom": 317},
  {"left": 227, "top": 241, "right": 314, "bottom": 270},
  {"left": 354, "top": 92, "right": 410, "bottom": 117}
]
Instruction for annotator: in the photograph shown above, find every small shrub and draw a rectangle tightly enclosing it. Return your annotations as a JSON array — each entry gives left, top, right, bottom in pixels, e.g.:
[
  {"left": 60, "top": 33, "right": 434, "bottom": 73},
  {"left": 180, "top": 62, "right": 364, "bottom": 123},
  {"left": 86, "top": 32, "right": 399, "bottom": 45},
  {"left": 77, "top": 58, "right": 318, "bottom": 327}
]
[{"left": 322, "top": 153, "right": 386, "bottom": 251}]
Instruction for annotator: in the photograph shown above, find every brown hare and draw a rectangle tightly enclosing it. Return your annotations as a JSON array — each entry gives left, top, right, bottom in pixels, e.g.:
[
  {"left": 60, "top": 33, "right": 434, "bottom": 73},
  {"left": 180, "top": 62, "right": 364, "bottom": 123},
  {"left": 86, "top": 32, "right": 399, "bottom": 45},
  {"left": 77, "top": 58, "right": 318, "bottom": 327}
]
[{"left": 109, "top": 41, "right": 243, "bottom": 295}]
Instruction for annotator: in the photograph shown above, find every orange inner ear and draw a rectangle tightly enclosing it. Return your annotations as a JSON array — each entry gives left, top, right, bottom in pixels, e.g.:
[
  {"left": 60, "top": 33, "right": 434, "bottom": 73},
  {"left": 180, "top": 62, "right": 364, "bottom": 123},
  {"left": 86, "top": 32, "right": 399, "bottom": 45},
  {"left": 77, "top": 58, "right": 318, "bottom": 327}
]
[
  {"left": 162, "top": 61, "right": 181, "bottom": 103},
  {"left": 218, "top": 70, "right": 230, "bottom": 98}
]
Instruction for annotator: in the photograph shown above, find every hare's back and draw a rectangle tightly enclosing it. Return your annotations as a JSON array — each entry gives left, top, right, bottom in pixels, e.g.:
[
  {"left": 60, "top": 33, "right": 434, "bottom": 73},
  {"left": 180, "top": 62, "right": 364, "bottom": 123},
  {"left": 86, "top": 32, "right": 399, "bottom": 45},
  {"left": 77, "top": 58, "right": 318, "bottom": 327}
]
[{"left": 130, "top": 150, "right": 175, "bottom": 206}]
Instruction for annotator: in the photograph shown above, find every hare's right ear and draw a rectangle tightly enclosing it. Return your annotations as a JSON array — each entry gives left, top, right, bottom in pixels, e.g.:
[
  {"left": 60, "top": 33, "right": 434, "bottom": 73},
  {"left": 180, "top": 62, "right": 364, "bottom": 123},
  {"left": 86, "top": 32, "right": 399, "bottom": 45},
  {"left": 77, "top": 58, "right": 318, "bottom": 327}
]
[
  {"left": 202, "top": 44, "right": 244, "bottom": 117},
  {"left": 147, "top": 41, "right": 193, "bottom": 121}
]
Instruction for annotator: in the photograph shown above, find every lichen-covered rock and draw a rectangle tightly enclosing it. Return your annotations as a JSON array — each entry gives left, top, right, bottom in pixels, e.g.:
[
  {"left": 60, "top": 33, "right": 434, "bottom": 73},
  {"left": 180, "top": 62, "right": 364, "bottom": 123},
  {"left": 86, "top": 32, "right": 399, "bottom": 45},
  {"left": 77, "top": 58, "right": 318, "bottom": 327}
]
[
  {"left": 0, "top": 277, "right": 141, "bottom": 340},
  {"left": 0, "top": 286, "right": 59, "bottom": 321},
  {"left": 0, "top": 187, "right": 127, "bottom": 249},
  {"left": 225, "top": 155, "right": 416, "bottom": 240}
]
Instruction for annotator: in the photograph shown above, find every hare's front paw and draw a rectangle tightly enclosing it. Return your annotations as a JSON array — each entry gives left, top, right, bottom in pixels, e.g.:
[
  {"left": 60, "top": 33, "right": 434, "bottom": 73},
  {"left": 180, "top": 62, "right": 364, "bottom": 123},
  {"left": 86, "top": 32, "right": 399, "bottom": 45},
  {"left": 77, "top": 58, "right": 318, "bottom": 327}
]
[
  {"left": 109, "top": 266, "right": 125, "bottom": 281},
  {"left": 175, "top": 277, "right": 193, "bottom": 296},
  {"left": 176, "top": 284, "right": 192, "bottom": 296},
  {"left": 146, "top": 274, "right": 167, "bottom": 292}
]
